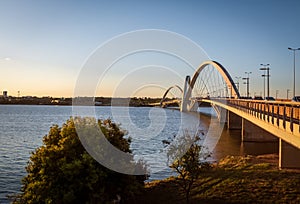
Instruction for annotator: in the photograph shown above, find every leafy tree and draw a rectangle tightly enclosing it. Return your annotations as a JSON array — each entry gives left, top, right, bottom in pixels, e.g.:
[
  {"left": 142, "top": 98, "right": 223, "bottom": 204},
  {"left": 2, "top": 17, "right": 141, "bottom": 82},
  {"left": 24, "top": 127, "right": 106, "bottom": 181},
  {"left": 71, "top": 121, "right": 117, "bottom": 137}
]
[
  {"left": 167, "top": 133, "right": 211, "bottom": 204},
  {"left": 12, "top": 117, "right": 147, "bottom": 204}
]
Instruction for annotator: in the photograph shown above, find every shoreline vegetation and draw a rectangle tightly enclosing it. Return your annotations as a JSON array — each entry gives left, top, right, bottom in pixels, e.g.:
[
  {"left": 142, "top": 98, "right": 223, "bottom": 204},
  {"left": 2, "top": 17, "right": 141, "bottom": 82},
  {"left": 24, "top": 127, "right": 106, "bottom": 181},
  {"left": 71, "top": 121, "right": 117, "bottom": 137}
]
[
  {"left": 0, "top": 96, "right": 164, "bottom": 106},
  {"left": 128, "top": 154, "right": 300, "bottom": 204}
]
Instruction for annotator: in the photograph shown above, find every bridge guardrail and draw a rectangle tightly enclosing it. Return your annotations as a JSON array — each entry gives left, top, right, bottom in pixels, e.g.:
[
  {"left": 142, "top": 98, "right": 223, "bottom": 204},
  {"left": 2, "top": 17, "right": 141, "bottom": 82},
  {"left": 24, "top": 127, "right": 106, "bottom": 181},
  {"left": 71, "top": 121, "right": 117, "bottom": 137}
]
[
  {"left": 231, "top": 99, "right": 300, "bottom": 133},
  {"left": 211, "top": 99, "right": 300, "bottom": 134}
]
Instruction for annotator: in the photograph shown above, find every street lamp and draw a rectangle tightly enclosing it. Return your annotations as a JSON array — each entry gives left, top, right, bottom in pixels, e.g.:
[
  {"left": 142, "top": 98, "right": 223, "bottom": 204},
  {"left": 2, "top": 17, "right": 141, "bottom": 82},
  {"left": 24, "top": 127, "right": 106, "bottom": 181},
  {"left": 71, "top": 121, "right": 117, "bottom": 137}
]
[
  {"left": 261, "top": 74, "right": 266, "bottom": 98},
  {"left": 287, "top": 89, "right": 290, "bottom": 99},
  {"left": 260, "top": 64, "right": 270, "bottom": 99},
  {"left": 242, "top": 72, "right": 252, "bottom": 98},
  {"left": 288, "top": 47, "right": 300, "bottom": 98}
]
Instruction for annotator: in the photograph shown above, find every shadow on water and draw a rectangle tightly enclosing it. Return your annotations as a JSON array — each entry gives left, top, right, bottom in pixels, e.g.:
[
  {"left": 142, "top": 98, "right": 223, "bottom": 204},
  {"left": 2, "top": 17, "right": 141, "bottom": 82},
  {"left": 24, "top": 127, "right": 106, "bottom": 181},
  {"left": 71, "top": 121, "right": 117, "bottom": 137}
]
[
  {"left": 213, "top": 128, "right": 279, "bottom": 161},
  {"left": 198, "top": 107, "right": 279, "bottom": 161}
]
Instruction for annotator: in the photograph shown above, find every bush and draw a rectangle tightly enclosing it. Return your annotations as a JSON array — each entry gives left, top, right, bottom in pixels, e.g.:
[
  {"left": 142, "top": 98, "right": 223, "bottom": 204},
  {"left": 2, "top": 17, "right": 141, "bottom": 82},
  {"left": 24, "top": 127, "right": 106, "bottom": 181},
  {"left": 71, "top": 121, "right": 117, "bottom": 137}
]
[
  {"left": 167, "top": 132, "right": 211, "bottom": 204},
  {"left": 13, "top": 117, "right": 147, "bottom": 204}
]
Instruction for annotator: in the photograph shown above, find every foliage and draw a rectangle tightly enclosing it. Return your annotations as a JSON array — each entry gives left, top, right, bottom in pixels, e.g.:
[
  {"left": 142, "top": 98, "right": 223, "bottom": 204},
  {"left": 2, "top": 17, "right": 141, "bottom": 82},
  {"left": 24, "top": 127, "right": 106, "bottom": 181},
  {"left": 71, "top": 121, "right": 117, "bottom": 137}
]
[
  {"left": 132, "top": 155, "right": 300, "bottom": 204},
  {"left": 12, "top": 117, "right": 147, "bottom": 204},
  {"left": 167, "top": 132, "right": 211, "bottom": 204}
]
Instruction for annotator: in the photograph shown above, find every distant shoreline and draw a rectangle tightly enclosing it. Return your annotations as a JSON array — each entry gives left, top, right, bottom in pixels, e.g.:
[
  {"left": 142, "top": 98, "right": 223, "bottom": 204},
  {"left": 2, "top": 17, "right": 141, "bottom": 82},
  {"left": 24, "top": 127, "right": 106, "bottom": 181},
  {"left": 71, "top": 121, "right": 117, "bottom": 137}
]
[
  {"left": 0, "top": 96, "right": 168, "bottom": 107},
  {"left": 0, "top": 103, "right": 157, "bottom": 107}
]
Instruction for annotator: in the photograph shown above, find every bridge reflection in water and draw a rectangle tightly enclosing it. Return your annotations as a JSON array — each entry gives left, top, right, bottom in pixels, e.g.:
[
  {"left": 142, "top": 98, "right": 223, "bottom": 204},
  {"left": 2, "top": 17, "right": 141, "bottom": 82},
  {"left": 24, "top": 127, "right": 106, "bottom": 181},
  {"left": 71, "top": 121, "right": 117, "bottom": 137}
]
[{"left": 160, "top": 60, "right": 300, "bottom": 169}]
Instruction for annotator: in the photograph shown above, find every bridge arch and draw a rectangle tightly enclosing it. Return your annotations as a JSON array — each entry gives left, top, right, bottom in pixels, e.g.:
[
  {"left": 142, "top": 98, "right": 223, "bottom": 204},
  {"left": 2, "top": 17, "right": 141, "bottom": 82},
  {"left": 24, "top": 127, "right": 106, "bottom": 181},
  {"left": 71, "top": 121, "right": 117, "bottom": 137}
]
[
  {"left": 160, "top": 85, "right": 183, "bottom": 107},
  {"left": 189, "top": 60, "right": 240, "bottom": 99},
  {"left": 181, "top": 60, "right": 240, "bottom": 112}
]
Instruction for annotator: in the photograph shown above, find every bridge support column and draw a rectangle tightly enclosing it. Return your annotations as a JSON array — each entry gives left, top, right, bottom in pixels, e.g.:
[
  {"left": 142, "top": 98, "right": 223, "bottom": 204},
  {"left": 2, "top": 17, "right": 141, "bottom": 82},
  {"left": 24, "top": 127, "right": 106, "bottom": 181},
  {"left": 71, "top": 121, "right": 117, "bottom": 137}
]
[
  {"left": 219, "top": 108, "right": 227, "bottom": 123},
  {"left": 180, "top": 76, "right": 191, "bottom": 112},
  {"left": 189, "top": 100, "right": 199, "bottom": 112},
  {"left": 227, "top": 111, "right": 242, "bottom": 130},
  {"left": 279, "top": 139, "right": 300, "bottom": 169},
  {"left": 213, "top": 106, "right": 227, "bottom": 123},
  {"left": 242, "top": 118, "right": 278, "bottom": 142}
]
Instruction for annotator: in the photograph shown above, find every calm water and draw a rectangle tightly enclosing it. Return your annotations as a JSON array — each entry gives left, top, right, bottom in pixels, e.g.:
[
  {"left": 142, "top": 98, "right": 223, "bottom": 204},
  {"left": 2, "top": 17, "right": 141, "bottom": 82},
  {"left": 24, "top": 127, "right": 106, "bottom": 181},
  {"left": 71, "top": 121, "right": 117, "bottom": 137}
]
[{"left": 0, "top": 105, "right": 278, "bottom": 203}]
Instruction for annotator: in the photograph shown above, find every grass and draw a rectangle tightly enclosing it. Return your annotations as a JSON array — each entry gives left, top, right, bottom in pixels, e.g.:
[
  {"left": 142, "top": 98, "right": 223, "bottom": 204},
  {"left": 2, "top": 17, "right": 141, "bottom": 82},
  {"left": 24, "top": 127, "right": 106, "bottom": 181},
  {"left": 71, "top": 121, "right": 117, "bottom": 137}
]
[{"left": 126, "top": 155, "right": 300, "bottom": 204}]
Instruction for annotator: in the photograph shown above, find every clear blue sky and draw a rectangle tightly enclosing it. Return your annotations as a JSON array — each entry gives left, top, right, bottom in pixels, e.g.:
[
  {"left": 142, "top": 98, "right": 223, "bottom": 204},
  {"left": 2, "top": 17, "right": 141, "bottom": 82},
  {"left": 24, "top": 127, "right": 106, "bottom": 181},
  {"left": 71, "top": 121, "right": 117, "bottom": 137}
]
[{"left": 0, "top": 0, "right": 300, "bottom": 98}]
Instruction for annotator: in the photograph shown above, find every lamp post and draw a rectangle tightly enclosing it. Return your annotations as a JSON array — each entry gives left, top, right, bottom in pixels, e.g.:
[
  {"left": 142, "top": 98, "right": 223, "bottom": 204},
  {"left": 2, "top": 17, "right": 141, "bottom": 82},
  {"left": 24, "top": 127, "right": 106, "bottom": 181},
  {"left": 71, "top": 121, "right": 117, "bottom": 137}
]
[
  {"left": 287, "top": 89, "right": 290, "bottom": 99},
  {"left": 288, "top": 47, "right": 300, "bottom": 98},
  {"left": 260, "top": 64, "right": 270, "bottom": 99},
  {"left": 261, "top": 74, "right": 266, "bottom": 98},
  {"left": 243, "top": 72, "right": 252, "bottom": 98}
]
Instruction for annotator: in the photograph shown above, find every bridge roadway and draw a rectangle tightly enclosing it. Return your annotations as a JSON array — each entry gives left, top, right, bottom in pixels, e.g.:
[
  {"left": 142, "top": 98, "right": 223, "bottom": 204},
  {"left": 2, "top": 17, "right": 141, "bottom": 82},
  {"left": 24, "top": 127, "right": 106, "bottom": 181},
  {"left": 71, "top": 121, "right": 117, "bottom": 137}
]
[{"left": 196, "top": 98, "right": 300, "bottom": 169}]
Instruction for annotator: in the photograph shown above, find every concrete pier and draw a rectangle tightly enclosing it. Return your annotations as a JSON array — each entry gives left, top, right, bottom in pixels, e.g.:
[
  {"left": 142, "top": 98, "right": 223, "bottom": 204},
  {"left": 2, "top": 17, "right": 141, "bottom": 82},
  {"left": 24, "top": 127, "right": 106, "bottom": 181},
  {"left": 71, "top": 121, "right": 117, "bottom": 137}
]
[
  {"left": 279, "top": 139, "right": 300, "bottom": 169},
  {"left": 242, "top": 118, "right": 278, "bottom": 142},
  {"left": 213, "top": 106, "right": 227, "bottom": 123},
  {"left": 227, "top": 111, "right": 242, "bottom": 130}
]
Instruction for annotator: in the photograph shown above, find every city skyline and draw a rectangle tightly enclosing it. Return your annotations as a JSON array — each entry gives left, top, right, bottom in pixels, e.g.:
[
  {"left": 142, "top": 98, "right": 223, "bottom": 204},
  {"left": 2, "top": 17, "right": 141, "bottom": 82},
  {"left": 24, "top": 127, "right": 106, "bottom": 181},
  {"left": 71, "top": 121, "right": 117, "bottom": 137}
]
[{"left": 1, "top": 0, "right": 300, "bottom": 98}]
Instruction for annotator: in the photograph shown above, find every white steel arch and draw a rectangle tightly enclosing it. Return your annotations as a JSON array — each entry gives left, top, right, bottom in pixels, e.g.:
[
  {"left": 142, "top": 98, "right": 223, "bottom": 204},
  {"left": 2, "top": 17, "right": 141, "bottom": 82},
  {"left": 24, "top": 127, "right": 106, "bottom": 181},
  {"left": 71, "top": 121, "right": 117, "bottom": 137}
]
[
  {"left": 160, "top": 85, "right": 183, "bottom": 107},
  {"left": 189, "top": 60, "right": 240, "bottom": 99}
]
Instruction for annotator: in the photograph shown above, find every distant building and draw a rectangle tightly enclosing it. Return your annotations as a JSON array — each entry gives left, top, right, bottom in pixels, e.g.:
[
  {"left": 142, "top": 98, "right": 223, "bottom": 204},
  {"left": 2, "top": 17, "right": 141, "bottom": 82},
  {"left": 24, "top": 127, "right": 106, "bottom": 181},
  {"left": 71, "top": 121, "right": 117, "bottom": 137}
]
[{"left": 3, "top": 91, "right": 7, "bottom": 98}]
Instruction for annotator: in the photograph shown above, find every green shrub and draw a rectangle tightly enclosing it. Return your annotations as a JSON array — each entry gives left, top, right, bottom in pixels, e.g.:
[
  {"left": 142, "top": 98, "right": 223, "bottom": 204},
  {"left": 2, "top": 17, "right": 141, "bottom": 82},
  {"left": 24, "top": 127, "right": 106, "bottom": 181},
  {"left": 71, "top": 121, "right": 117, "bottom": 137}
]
[
  {"left": 12, "top": 117, "right": 147, "bottom": 204},
  {"left": 167, "top": 133, "right": 211, "bottom": 204}
]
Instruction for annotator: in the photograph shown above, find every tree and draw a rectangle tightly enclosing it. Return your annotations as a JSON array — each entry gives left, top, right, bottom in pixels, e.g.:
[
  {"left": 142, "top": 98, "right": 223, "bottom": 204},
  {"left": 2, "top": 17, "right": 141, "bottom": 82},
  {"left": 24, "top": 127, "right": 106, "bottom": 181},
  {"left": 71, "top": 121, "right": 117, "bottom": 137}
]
[
  {"left": 12, "top": 117, "right": 147, "bottom": 204},
  {"left": 167, "top": 133, "right": 211, "bottom": 204}
]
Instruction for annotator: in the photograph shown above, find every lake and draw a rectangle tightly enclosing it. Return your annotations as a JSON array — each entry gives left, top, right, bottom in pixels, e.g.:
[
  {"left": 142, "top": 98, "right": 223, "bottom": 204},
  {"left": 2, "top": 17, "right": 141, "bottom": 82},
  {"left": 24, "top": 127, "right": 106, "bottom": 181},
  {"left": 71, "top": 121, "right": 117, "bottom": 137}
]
[{"left": 0, "top": 105, "right": 278, "bottom": 203}]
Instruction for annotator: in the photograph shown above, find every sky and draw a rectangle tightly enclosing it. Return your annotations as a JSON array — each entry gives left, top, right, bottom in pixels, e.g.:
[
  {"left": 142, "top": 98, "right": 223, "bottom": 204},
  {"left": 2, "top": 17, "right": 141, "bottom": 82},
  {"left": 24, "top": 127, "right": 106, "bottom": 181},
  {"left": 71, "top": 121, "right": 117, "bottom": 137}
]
[{"left": 0, "top": 0, "right": 300, "bottom": 98}]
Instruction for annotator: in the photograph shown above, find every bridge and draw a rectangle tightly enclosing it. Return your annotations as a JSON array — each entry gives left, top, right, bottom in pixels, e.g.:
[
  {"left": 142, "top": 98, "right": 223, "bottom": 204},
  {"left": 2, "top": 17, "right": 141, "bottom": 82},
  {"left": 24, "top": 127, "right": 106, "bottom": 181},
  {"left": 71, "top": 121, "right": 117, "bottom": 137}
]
[{"left": 160, "top": 60, "right": 300, "bottom": 169}]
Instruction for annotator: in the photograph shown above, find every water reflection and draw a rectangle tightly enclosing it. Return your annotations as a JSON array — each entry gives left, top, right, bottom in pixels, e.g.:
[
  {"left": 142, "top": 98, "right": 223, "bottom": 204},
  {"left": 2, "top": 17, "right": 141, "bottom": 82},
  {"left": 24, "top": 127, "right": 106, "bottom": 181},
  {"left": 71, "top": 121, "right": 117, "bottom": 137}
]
[{"left": 198, "top": 107, "right": 279, "bottom": 161}]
